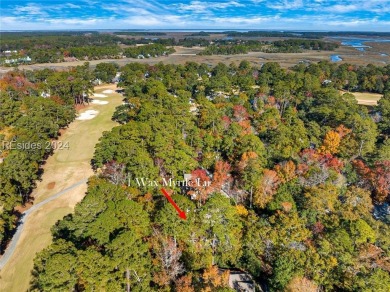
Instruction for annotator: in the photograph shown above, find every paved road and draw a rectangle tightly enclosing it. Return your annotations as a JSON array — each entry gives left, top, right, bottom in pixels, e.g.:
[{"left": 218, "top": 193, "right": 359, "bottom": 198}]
[
  {"left": 0, "top": 178, "right": 88, "bottom": 270},
  {"left": 229, "top": 271, "right": 258, "bottom": 292}
]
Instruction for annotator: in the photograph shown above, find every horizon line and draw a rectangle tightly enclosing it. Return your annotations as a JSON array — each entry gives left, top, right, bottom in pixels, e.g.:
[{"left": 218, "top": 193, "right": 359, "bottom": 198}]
[{"left": 1, "top": 29, "right": 390, "bottom": 33}]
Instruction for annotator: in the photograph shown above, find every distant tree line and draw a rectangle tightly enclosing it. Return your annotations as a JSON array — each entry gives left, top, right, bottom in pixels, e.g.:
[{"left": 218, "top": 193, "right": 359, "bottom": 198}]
[
  {"left": 114, "top": 31, "right": 167, "bottom": 36},
  {"left": 225, "top": 30, "right": 390, "bottom": 38},
  {"left": 1, "top": 32, "right": 340, "bottom": 65},
  {"left": 0, "top": 32, "right": 123, "bottom": 51},
  {"left": 123, "top": 44, "right": 175, "bottom": 58},
  {"left": 0, "top": 33, "right": 175, "bottom": 65},
  {"left": 270, "top": 39, "right": 339, "bottom": 52},
  {"left": 200, "top": 39, "right": 339, "bottom": 55}
]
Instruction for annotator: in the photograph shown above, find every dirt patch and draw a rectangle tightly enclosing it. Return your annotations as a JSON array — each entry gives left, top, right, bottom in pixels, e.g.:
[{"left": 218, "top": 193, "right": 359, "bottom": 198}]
[
  {"left": 75, "top": 103, "right": 88, "bottom": 112},
  {"left": 14, "top": 202, "right": 33, "bottom": 213},
  {"left": 47, "top": 182, "right": 56, "bottom": 190},
  {"left": 58, "top": 128, "right": 66, "bottom": 136}
]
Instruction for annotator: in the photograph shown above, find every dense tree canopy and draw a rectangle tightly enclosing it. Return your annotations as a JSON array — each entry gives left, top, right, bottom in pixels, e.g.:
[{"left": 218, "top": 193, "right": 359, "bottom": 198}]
[
  {"left": 0, "top": 66, "right": 91, "bottom": 252},
  {"left": 1, "top": 60, "right": 386, "bottom": 291}
]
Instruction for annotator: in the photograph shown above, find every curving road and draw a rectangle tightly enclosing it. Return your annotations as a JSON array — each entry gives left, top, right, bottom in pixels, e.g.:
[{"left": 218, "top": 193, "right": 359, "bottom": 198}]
[{"left": 0, "top": 178, "right": 88, "bottom": 270}]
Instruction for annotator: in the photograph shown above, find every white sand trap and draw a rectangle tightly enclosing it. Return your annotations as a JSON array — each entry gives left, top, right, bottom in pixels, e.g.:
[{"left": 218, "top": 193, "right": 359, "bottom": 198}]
[
  {"left": 92, "top": 93, "right": 107, "bottom": 98},
  {"left": 91, "top": 100, "right": 109, "bottom": 105},
  {"left": 76, "top": 110, "right": 99, "bottom": 120},
  {"left": 102, "top": 89, "right": 114, "bottom": 94}
]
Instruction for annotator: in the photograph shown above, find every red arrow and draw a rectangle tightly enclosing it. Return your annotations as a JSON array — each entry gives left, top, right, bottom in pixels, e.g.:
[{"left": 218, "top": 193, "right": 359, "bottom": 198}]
[{"left": 160, "top": 188, "right": 187, "bottom": 220}]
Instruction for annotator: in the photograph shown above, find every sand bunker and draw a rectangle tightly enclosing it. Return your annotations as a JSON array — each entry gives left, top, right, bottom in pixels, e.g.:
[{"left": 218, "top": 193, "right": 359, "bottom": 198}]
[
  {"left": 91, "top": 100, "right": 109, "bottom": 105},
  {"left": 76, "top": 110, "right": 99, "bottom": 120},
  {"left": 102, "top": 89, "right": 114, "bottom": 94},
  {"left": 92, "top": 93, "right": 107, "bottom": 98}
]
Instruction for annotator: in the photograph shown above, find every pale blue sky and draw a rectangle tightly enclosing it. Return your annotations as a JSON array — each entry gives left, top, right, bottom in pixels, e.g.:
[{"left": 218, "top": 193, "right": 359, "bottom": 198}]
[{"left": 1, "top": 0, "right": 389, "bottom": 31}]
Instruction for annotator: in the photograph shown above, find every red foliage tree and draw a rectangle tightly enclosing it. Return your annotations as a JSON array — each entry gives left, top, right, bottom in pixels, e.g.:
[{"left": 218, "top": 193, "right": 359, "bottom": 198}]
[
  {"left": 188, "top": 169, "right": 213, "bottom": 205},
  {"left": 372, "top": 161, "right": 390, "bottom": 203},
  {"left": 299, "top": 149, "right": 343, "bottom": 172},
  {"left": 233, "top": 105, "right": 249, "bottom": 122},
  {"left": 297, "top": 149, "right": 344, "bottom": 187},
  {"left": 352, "top": 159, "right": 390, "bottom": 203},
  {"left": 0, "top": 71, "right": 36, "bottom": 96},
  {"left": 212, "top": 160, "right": 232, "bottom": 192},
  {"left": 221, "top": 116, "right": 231, "bottom": 130}
]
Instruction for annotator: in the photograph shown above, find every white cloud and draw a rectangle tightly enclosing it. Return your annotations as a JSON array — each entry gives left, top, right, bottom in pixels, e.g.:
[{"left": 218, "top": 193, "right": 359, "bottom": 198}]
[
  {"left": 309, "top": 0, "right": 390, "bottom": 13},
  {"left": 267, "top": 0, "right": 303, "bottom": 10},
  {"left": 102, "top": 5, "right": 152, "bottom": 16},
  {"left": 123, "top": 0, "right": 169, "bottom": 14},
  {"left": 176, "top": 1, "right": 245, "bottom": 13},
  {"left": 14, "top": 4, "right": 47, "bottom": 16},
  {"left": 122, "top": 16, "right": 162, "bottom": 26},
  {"left": 48, "top": 18, "right": 100, "bottom": 25},
  {"left": 323, "top": 4, "right": 359, "bottom": 13},
  {"left": 209, "top": 15, "right": 280, "bottom": 25},
  {"left": 64, "top": 3, "right": 82, "bottom": 9}
]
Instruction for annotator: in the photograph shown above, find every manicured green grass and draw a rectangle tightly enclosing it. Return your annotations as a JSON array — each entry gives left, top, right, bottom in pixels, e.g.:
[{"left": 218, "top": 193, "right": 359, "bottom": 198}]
[
  {"left": 0, "top": 86, "right": 123, "bottom": 292},
  {"left": 0, "top": 205, "right": 75, "bottom": 292}
]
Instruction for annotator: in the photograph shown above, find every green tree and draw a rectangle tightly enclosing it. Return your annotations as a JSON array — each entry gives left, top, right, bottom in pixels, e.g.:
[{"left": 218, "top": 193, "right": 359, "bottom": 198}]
[
  {"left": 378, "top": 92, "right": 390, "bottom": 136},
  {"left": 31, "top": 239, "right": 78, "bottom": 291},
  {"left": 199, "top": 194, "right": 243, "bottom": 267},
  {"left": 93, "top": 62, "right": 119, "bottom": 83}
]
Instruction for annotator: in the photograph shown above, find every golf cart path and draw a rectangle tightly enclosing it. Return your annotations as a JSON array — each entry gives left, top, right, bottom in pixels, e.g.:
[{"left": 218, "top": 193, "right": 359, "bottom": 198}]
[
  {"left": 0, "top": 84, "right": 122, "bottom": 292},
  {"left": 0, "top": 179, "right": 88, "bottom": 270}
]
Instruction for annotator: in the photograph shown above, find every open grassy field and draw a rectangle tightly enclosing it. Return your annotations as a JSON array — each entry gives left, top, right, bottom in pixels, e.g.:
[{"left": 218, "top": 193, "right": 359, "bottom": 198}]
[
  {"left": 352, "top": 92, "right": 383, "bottom": 106},
  {"left": 340, "top": 90, "right": 383, "bottom": 105},
  {"left": 0, "top": 84, "right": 123, "bottom": 292}
]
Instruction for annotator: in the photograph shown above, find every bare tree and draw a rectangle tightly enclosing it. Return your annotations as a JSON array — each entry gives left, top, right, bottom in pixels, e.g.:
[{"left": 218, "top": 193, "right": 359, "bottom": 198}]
[
  {"left": 152, "top": 229, "right": 184, "bottom": 286},
  {"left": 102, "top": 160, "right": 127, "bottom": 185}
]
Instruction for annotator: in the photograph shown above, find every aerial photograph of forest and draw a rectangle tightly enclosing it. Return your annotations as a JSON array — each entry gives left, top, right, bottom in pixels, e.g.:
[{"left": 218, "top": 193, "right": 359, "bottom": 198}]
[{"left": 0, "top": 1, "right": 390, "bottom": 291}]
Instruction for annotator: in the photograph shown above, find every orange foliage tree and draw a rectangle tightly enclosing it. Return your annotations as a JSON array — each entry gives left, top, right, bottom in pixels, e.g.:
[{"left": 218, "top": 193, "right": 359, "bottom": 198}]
[
  {"left": 175, "top": 274, "right": 194, "bottom": 292},
  {"left": 237, "top": 151, "right": 258, "bottom": 171},
  {"left": 319, "top": 130, "right": 341, "bottom": 154},
  {"left": 201, "top": 266, "right": 230, "bottom": 292},
  {"left": 286, "top": 277, "right": 319, "bottom": 292},
  {"left": 274, "top": 160, "right": 296, "bottom": 183},
  {"left": 254, "top": 169, "right": 280, "bottom": 208}
]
